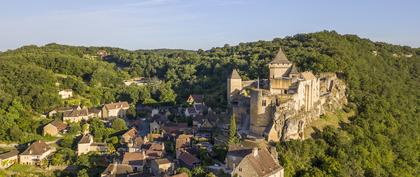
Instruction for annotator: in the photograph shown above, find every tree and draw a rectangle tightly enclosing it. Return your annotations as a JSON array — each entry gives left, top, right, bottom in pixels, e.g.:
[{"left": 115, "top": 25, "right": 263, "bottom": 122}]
[
  {"left": 111, "top": 118, "right": 127, "bottom": 131},
  {"left": 227, "top": 115, "right": 239, "bottom": 145},
  {"left": 77, "top": 169, "right": 89, "bottom": 177},
  {"left": 192, "top": 166, "right": 206, "bottom": 177},
  {"left": 176, "top": 167, "right": 192, "bottom": 177},
  {"left": 206, "top": 172, "right": 217, "bottom": 177}
]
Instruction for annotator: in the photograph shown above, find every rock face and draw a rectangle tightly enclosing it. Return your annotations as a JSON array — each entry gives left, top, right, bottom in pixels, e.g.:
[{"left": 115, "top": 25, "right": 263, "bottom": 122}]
[{"left": 280, "top": 73, "right": 347, "bottom": 141}]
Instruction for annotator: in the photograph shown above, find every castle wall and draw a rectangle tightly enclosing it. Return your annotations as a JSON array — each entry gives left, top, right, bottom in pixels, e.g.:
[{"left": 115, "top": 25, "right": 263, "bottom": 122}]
[
  {"left": 269, "top": 63, "right": 292, "bottom": 79},
  {"left": 249, "top": 89, "right": 274, "bottom": 136}
]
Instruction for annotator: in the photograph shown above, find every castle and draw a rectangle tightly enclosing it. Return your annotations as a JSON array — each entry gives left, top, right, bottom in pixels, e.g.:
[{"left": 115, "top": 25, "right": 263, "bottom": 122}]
[{"left": 227, "top": 48, "right": 347, "bottom": 142}]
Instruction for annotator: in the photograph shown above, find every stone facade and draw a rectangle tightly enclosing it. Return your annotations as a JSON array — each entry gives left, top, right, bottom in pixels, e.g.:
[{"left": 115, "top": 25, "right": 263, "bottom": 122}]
[{"left": 228, "top": 48, "right": 347, "bottom": 142}]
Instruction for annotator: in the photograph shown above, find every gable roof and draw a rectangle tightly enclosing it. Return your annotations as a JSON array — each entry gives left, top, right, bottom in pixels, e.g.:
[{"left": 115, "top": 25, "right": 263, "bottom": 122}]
[
  {"left": 0, "top": 149, "right": 19, "bottom": 160},
  {"left": 270, "top": 48, "right": 291, "bottom": 64},
  {"left": 49, "top": 119, "right": 67, "bottom": 131},
  {"left": 178, "top": 151, "right": 200, "bottom": 167},
  {"left": 188, "top": 94, "right": 204, "bottom": 103},
  {"left": 20, "top": 140, "right": 51, "bottom": 156},
  {"left": 79, "top": 134, "right": 93, "bottom": 144},
  {"left": 63, "top": 108, "right": 89, "bottom": 117},
  {"left": 123, "top": 128, "right": 138, "bottom": 139},
  {"left": 238, "top": 148, "right": 282, "bottom": 177},
  {"left": 122, "top": 152, "right": 146, "bottom": 166},
  {"left": 153, "top": 158, "right": 171, "bottom": 165},
  {"left": 230, "top": 69, "right": 242, "bottom": 79},
  {"left": 104, "top": 101, "right": 130, "bottom": 110},
  {"left": 102, "top": 163, "right": 134, "bottom": 176},
  {"left": 227, "top": 146, "right": 253, "bottom": 158},
  {"left": 171, "top": 172, "right": 189, "bottom": 177}
]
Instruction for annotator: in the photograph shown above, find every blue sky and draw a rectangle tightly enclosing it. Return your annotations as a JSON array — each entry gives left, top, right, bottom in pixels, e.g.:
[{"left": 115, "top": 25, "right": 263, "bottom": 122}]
[{"left": 0, "top": 0, "right": 419, "bottom": 51}]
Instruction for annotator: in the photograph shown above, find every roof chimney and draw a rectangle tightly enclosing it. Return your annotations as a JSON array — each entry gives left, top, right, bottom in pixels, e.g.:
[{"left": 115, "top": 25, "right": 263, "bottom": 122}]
[{"left": 252, "top": 147, "right": 258, "bottom": 157}]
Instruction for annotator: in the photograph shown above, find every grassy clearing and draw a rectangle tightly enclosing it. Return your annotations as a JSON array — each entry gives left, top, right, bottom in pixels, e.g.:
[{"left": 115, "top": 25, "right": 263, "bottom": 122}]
[
  {"left": 304, "top": 109, "right": 354, "bottom": 139},
  {"left": 1, "top": 164, "right": 55, "bottom": 177}
]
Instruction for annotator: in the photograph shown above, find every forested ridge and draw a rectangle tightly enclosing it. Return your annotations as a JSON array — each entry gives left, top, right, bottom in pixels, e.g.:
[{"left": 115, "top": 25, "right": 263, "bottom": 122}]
[{"left": 0, "top": 31, "right": 418, "bottom": 176}]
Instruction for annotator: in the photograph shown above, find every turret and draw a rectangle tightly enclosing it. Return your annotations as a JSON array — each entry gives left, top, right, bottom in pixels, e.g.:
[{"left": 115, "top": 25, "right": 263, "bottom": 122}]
[
  {"left": 227, "top": 69, "right": 242, "bottom": 104},
  {"left": 268, "top": 48, "right": 292, "bottom": 79}
]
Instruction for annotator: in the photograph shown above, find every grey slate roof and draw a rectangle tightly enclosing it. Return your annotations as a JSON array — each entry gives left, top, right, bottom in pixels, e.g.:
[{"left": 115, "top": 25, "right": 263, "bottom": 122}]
[{"left": 270, "top": 48, "right": 291, "bottom": 64}]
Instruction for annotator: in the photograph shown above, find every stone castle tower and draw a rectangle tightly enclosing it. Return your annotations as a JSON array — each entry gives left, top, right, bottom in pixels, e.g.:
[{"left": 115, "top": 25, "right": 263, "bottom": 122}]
[
  {"left": 227, "top": 47, "right": 347, "bottom": 142},
  {"left": 227, "top": 69, "right": 242, "bottom": 104}
]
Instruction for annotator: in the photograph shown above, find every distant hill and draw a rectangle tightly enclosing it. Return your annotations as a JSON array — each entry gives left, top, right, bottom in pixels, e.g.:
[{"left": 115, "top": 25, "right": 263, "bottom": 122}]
[{"left": 0, "top": 31, "right": 418, "bottom": 176}]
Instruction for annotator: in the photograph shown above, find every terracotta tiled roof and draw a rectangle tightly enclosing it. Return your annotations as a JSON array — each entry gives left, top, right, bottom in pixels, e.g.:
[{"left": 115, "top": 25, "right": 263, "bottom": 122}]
[
  {"left": 239, "top": 148, "right": 282, "bottom": 177},
  {"left": 63, "top": 108, "right": 89, "bottom": 117},
  {"left": 49, "top": 119, "right": 67, "bottom": 131},
  {"left": 20, "top": 140, "right": 51, "bottom": 155},
  {"left": 176, "top": 134, "right": 193, "bottom": 149},
  {"left": 104, "top": 101, "right": 129, "bottom": 110},
  {"left": 178, "top": 151, "right": 200, "bottom": 167},
  {"left": 123, "top": 128, "right": 138, "bottom": 139},
  {"left": 270, "top": 48, "right": 291, "bottom": 64},
  {"left": 102, "top": 163, "right": 133, "bottom": 176},
  {"left": 154, "top": 158, "right": 171, "bottom": 165},
  {"left": 122, "top": 152, "right": 146, "bottom": 166},
  {"left": 0, "top": 149, "right": 18, "bottom": 159}
]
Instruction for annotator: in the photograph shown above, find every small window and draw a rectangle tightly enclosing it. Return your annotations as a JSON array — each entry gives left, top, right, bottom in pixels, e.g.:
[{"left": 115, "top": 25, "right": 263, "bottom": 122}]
[
  {"left": 262, "top": 100, "right": 266, "bottom": 106},
  {"left": 239, "top": 168, "right": 242, "bottom": 172}
]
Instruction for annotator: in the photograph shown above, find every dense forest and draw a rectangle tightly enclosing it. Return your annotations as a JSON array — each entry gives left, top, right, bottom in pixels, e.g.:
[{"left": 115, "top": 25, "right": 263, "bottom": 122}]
[{"left": 0, "top": 31, "right": 418, "bottom": 176}]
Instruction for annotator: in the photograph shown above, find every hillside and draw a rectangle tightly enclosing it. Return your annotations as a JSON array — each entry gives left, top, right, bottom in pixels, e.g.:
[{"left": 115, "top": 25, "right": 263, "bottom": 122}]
[{"left": 0, "top": 31, "right": 419, "bottom": 176}]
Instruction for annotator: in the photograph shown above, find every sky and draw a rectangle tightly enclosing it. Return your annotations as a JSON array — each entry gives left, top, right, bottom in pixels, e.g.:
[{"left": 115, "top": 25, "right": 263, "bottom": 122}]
[{"left": 0, "top": 0, "right": 419, "bottom": 51}]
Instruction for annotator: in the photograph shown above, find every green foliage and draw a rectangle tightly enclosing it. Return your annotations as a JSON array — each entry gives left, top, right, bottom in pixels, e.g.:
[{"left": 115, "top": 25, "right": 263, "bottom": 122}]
[
  {"left": 176, "top": 167, "right": 192, "bottom": 177},
  {"left": 111, "top": 118, "right": 127, "bottom": 131},
  {"left": 227, "top": 115, "right": 239, "bottom": 145}
]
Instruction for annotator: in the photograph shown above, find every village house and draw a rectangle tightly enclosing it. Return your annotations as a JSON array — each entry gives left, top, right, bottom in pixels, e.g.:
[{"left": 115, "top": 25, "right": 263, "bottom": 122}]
[
  {"left": 58, "top": 89, "right": 73, "bottom": 99},
  {"left": 101, "top": 163, "right": 134, "bottom": 177},
  {"left": 121, "top": 127, "right": 138, "bottom": 144},
  {"left": 0, "top": 150, "right": 19, "bottom": 169},
  {"left": 184, "top": 94, "right": 208, "bottom": 117},
  {"left": 127, "top": 136, "right": 148, "bottom": 152},
  {"left": 43, "top": 119, "right": 68, "bottom": 136},
  {"left": 225, "top": 146, "right": 284, "bottom": 177},
  {"left": 48, "top": 105, "right": 81, "bottom": 117},
  {"left": 175, "top": 134, "right": 193, "bottom": 158},
  {"left": 149, "top": 120, "right": 162, "bottom": 133},
  {"left": 150, "top": 158, "right": 174, "bottom": 176},
  {"left": 142, "top": 142, "right": 165, "bottom": 159},
  {"left": 102, "top": 101, "right": 130, "bottom": 119},
  {"left": 88, "top": 108, "right": 102, "bottom": 118},
  {"left": 63, "top": 108, "right": 91, "bottom": 123},
  {"left": 77, "top": 134, "right": 108, "bottom": 156},
  {"left": 19, "top": 140, "right": 53, "bottom": 166},
  {"left": 178, "top": 150, "right": 201, "bottom": 169},
  {"left": 122, "top": 151, "right": 147, "bottom": 172}
]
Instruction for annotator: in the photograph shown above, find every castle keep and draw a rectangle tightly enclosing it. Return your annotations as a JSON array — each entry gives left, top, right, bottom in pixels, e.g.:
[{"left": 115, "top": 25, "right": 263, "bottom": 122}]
[{"left": 228, "top": 48, "right": 347, "bottom": 142}]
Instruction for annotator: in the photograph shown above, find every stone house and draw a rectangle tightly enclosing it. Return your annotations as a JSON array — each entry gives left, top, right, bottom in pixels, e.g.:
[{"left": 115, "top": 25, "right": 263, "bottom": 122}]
[
  {"left": 178, "top": 150, "right": 200, "bottom": 169},
  {"left": 127, "top": 136, "right": 148, "bottom": 152},
  {"left": 225, "top": 146, "right": 284, "bottom": 177},
  {"left": 48, "top": 105, "right": 81, "bottom": 117},
  {"left": 150, "top": 158, "right": 174, "bottom": 176},
  {"left": 149, "top": 120, "right": 162, "bottom": 133},
  {"left": 63, "top": 108, "right": 90, "bottom": 123},
  {"left": 142, "top": 142, "right": 165, "bottom": 159},
  {"left": 77, "top": 134, "right": 108, "bottom": 156},
  {"left": 101, "top": 163, "right": 134, "bottom": 177},
  {"left": 0, "top": 150, "right": 19, "bottom": 169},
  {"left": 58, "top": 89, "right": 73, "bottom": 99},
  {"left": 102, "top": 101, "right": 130, "bottom": 119},
  {"left": 122, "top": 151, "right": 146, "bottom": 172},
  {"left": 43, "top": 120, "right": 68, "bottom": 136},
  {"left": 121, "top": 127, "right": 138, "bottom": 144},
  {"left": 175, "top": 134, "right": 193, "bottom": 158},
  {"left": 19, "top": 140, "right": 53, "bottom": 166}
]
